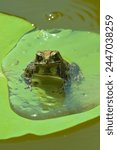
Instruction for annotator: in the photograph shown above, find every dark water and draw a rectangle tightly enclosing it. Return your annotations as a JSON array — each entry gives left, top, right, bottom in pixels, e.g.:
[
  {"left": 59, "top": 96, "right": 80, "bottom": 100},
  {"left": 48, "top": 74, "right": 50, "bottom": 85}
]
[
  {"left": 0, "top": 0, "right": 100, "bottom": 149},
  {"left": 0, "top": 0, "right": 99, "bottom": 32}
]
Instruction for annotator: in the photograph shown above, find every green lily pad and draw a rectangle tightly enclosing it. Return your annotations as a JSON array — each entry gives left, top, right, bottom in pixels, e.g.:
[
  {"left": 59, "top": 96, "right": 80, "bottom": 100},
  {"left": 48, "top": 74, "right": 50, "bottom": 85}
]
[
  {"left": 0, "top": 13, "right": 100, "bottom": 140},
  {"left": 2, "top": 29, "right": 99, "bottom": 120}
]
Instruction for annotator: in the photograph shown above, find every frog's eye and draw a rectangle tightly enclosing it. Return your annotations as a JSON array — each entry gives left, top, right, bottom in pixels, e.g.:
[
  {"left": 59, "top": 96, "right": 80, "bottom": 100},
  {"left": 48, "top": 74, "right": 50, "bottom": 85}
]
[
  {"left": 36, "top": 54, "right": 43, "bottom": 61},
  {"left": 51, "top": 52, "right": 61, "bottom": 61}
]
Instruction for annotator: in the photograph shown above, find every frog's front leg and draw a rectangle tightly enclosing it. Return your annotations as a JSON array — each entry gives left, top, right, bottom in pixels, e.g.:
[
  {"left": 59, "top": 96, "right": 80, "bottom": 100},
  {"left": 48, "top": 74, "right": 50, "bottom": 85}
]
[
  {"left": 24, "top": 77, "right": 32, "bottom": 90},
  {"left": 22, "top": 62, "right": 36, "bottom": 90}
]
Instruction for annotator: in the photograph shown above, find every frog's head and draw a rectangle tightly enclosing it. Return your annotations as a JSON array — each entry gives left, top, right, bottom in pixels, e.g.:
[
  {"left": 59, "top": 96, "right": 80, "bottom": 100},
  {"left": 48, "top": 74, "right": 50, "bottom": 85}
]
[{"left": 35, "top": 50, "right": 62, "bottom": 65}]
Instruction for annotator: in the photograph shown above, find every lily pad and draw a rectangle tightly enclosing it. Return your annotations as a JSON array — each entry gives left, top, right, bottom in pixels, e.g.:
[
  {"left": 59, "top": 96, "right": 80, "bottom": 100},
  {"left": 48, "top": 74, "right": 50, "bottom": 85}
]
[
  {"left": 0, "top": 13, "right": 99, "bottom": 139},
  {"left": 2, "top": 29, "right": 99, "bottom": 120}
]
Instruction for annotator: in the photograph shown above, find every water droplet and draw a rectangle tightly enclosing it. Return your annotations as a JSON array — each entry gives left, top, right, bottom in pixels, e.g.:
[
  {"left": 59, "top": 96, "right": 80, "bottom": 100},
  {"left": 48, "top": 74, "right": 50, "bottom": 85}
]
[
  {"left": 45, "top": 11, "right": 64, "bottom": 21},
  {"left": 32, "top": 24, "right": 35, "bottom": 27},
  {"left": 31, "top": 114, "right": 37, "bottom": 117}
]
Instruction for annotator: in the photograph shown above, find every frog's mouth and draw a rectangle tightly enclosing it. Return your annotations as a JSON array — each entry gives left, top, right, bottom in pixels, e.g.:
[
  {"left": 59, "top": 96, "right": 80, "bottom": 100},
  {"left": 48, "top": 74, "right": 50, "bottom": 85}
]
[
  {"left": 37, "top": 69, "right": 59, "bottom": 77},
  {"left": 37, "top": 62, "right": 60, "bottom": 66},
  {"left": 36, "top": 64, "right": 60, "bottom": 77}
]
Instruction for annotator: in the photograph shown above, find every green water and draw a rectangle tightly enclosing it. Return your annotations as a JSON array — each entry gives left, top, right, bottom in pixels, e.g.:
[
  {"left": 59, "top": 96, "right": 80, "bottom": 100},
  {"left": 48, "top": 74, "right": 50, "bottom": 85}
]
[{"left": 0, "top": 0, "right": 100, "bottom": 149}]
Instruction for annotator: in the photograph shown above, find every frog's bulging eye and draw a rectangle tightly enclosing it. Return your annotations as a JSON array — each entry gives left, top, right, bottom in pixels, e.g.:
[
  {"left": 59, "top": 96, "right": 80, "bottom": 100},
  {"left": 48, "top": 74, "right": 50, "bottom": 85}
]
[
  {"left": 36, "top": 54, "right": 43, "bottom": 61},
  {"left": 51, "top": 53, "right": 61, "bottom": 62},
  {"left": 52, "top": 54, "right": 60, "bottom": 61}
]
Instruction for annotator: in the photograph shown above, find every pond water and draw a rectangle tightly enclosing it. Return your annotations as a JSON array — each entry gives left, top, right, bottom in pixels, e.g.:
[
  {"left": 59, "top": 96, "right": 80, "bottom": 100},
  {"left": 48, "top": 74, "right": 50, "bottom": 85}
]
[
  {"left": 0, "top": 0, "right": 99, "bottom": 32},
  {"left": 0, "top": 0, "right": 100, "bottom": 149}
]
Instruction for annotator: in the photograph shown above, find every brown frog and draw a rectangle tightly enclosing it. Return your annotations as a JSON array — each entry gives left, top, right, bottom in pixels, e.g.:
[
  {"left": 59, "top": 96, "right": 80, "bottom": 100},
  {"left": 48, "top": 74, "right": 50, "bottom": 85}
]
[{"left": 22, "top": 50, "right": 81, "bottom": 87}]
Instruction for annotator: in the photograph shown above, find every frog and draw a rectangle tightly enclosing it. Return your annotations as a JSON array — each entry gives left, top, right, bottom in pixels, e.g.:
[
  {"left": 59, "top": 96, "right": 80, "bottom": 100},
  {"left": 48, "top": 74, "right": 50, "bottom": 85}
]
[{"left": 22, "top": 50, "right": 82, "bottom": 88}]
